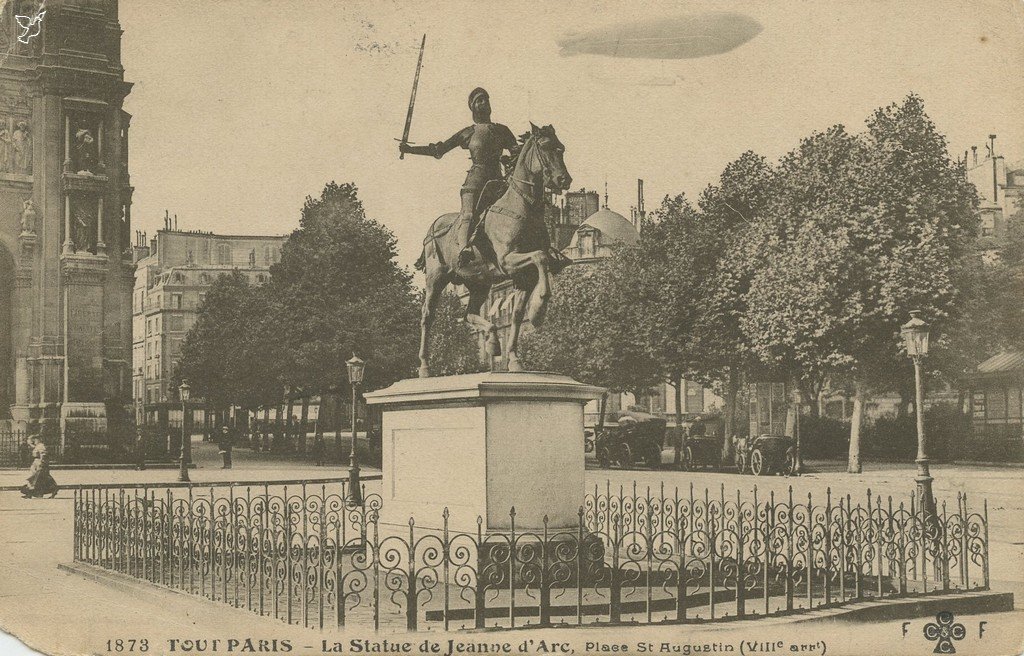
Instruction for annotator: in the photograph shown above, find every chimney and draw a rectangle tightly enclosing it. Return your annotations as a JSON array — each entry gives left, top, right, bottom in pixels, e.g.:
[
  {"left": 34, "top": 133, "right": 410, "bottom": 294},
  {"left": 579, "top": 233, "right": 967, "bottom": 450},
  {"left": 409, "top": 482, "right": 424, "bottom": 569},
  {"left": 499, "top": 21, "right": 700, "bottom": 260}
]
[
  {"left": 174, "top": 214, "right": 178, "bottom": 231},
  {"left": 990, "top": 134, "right": 998, "bottom": 203},
  {"left": 637, "top": 179, "right": 645, "bottom": 221},
  {"left": 603, "top": 181, "right": 608, "bottom": 209},
  {"left": 972, "top": 146, "right": 977, "bottom": 165}
]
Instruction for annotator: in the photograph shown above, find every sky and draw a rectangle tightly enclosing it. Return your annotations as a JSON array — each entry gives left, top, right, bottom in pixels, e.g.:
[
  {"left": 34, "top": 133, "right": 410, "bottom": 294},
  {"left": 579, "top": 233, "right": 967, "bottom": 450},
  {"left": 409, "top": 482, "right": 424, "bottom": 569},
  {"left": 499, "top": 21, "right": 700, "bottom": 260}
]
[{"left": 119, "top": 0, "right": 1024, "bottom": 270}]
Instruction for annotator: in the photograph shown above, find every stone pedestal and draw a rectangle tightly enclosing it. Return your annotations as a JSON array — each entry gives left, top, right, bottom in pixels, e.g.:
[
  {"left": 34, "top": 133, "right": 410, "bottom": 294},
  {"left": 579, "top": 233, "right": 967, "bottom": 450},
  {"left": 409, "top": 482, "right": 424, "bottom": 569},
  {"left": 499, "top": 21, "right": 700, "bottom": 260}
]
[{"left": 364, "top": 372, "right": 603, "bottom": 534}]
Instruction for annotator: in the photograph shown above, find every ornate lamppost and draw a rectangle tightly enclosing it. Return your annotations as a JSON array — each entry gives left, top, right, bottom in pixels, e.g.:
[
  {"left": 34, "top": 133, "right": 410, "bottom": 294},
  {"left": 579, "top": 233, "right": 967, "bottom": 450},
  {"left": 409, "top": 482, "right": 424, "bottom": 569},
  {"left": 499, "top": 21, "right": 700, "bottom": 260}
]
[
  {"left": 901, "top": 311, "right": 934, "bottom": 519},
  {"left": 346, "top": 354, "right": 365, "bottom": 505},
  {"left": 177, "top": 379, "right": 191, "bottom": 483}
]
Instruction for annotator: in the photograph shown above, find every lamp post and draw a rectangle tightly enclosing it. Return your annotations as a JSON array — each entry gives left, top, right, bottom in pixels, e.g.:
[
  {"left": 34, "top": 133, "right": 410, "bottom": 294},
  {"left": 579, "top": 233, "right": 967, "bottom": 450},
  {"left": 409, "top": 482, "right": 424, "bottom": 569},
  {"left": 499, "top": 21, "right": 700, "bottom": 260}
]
[
  {"left": 177, "top": 380, "right": 191, "bottom": 483},
  {"left": 901, "top": 311, "right": 934, "bottom": 519},
  {"left": 346, "top": 354, "right": 365, "bottom": 505}
]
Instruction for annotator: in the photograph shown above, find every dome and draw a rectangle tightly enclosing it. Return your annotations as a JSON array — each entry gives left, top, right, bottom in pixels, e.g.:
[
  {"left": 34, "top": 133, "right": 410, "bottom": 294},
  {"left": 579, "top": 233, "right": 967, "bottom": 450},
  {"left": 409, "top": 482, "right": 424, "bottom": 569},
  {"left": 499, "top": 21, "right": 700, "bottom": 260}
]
[{"left": 566, "top": 207, "right": 639, "bottom": 250}]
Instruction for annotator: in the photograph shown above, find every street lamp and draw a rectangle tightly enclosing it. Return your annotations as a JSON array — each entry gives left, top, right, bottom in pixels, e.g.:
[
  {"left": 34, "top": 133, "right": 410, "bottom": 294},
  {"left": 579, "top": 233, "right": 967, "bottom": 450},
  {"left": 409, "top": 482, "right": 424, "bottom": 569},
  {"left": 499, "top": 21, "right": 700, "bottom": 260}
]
[
  {"left": 346, "top": 354, "right": 365, "bottom": 505},
  {"left": 177, "top": 379, "right": 191, "bottom": 483},
  {"left": 901, "top": 311, "right": 934, "bottom": 519}
]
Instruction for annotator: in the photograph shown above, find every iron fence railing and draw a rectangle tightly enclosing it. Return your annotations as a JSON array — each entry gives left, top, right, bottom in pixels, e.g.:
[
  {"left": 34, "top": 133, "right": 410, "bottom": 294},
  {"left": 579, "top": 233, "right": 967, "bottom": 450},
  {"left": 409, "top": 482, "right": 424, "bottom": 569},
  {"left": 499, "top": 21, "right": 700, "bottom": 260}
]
[
  {"left": 72, "top": 481, "right": 989, "bottom": 632},
  {"left": 0, "top": 430, "right": 28, "bottom": 466}
]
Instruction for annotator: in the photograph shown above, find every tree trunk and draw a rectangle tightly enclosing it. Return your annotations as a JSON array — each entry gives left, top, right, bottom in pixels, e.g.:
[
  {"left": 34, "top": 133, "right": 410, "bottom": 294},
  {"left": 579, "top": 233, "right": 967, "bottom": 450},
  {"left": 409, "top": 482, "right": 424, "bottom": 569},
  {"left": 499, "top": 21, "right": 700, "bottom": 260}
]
[
  {"left": 722, "top": 367, "right": 740, "bottom": 463},
  {"left": 299, "top": 397, "right": 309, "bottom": 454},
  {"left": 597, "top": 393, "right": 608, "bottom": 431},
  {"left": 333, "top": 391, "right": 343, "bottom": 456},
  {"left": 285, "top": 395, "right": 295, "bottom": 449},
  {"left": 847, "top": 382, "right": 866, "bottom": 473},
  {"left": 672, "top": 373, "right": 684, "bottom": 468}
]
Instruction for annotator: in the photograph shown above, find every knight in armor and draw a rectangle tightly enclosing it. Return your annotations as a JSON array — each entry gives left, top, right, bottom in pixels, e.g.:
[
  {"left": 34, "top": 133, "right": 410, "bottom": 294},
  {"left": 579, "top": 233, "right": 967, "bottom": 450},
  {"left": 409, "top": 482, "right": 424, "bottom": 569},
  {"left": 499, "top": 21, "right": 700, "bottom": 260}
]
[{"left": 400, "top": 87, "right": 518, "bottom": 266}]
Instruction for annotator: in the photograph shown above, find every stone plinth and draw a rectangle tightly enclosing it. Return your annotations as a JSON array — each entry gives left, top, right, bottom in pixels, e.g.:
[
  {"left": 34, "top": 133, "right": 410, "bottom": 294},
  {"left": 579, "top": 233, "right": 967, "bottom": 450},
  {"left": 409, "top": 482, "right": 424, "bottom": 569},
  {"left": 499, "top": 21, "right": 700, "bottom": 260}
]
[{"left": 364, "top": 372, "right": 603, "bottom": 534}]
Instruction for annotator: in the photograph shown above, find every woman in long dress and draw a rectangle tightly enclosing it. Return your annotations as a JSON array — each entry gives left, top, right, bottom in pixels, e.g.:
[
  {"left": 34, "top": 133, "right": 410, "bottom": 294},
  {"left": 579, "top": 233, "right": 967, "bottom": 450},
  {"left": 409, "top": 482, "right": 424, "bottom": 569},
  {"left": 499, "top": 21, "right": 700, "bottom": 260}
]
[{"left": 21, "top": 436, "right": 59, "bottom": 499}]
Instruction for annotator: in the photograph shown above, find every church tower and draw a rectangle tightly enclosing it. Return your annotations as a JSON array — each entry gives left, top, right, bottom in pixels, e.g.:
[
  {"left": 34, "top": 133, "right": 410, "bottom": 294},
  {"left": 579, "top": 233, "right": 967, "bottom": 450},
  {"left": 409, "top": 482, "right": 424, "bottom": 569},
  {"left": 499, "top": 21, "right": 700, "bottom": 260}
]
[{"left": 0, "top": 0, "right": 133, "bottom": 449}]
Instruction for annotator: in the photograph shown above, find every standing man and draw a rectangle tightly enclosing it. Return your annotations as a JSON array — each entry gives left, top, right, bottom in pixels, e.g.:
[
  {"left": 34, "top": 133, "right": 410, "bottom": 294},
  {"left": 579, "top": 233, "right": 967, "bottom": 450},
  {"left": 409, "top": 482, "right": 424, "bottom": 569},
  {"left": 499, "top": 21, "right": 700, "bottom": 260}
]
[
  {"left": 217, "top": 426, "right": 233, "bottom": 469},
  {"left": 135, "top": 427, "right": 146, "bottom": 471}
]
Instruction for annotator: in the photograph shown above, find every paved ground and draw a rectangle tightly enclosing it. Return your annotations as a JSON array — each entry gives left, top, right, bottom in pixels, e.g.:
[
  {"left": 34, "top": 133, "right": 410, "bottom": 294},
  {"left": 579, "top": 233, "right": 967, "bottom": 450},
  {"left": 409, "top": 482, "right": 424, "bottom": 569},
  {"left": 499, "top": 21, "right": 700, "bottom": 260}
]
[{"left": 0, "top": 439, "right": 1020, "bottom": 656}]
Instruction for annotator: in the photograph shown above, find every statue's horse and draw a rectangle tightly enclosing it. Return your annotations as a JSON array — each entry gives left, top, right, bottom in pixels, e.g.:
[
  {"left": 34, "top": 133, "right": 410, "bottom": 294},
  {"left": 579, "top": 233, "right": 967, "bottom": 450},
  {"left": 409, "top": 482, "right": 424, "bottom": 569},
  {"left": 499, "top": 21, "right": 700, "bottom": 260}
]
[{"left": 415, "top": 123, "right": 572, "bottom": 377}]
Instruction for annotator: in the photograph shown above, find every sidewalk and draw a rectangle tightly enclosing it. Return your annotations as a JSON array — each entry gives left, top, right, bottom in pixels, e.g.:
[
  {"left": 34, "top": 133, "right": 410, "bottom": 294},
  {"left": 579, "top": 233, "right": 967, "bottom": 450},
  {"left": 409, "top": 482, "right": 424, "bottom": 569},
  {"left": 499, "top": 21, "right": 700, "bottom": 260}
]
[{"left": 0, "top": 437, "right": 381, "bottom": 490}]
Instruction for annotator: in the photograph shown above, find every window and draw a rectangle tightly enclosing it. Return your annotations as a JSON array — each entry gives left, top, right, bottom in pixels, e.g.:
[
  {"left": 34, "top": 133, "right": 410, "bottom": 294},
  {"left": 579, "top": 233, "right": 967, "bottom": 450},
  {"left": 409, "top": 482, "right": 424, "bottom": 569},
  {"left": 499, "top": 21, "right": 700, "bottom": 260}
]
[
  {"left": 264, "top": 245, "right": 272, "bottom": 265},
  {"left": 171, "top": 293, "right": 183, "bottom": 309},
  {"left": 200, "top": 273, "right": 210, "bottom": 284},
  {"left": 169, "top": 314, "right": 184, "bottom": 332},
  {"left": 217, "top": 243, "right": 231, "bottom": 265}
]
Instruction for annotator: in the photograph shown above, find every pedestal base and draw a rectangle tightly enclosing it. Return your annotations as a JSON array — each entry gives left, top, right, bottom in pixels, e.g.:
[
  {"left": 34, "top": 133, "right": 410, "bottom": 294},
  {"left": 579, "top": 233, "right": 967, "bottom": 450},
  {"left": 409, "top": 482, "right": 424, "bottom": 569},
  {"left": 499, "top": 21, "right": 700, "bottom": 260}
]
[{"left": 365, "top": 372, "right": 604, "bottom": 534}]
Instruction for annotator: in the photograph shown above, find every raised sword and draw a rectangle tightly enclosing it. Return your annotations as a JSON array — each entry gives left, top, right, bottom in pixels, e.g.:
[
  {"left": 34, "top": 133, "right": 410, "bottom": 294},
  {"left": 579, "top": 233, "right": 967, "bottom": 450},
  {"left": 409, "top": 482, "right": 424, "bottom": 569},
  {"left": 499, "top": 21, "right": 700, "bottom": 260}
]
[{"left": 398, "top": 34, "right": 426, "bottom": 160}]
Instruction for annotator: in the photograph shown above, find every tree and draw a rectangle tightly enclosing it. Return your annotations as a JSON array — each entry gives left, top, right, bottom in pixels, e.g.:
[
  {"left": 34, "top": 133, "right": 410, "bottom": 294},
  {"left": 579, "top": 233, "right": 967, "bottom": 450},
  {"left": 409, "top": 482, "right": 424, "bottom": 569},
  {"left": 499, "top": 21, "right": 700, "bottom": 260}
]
[
  {"left": 267, "top": 182, "right": 420, "bottom": 397},
  {"left": 426, "top": 289, "right": 487, "bottom": 376},
  {"left": 739, "top": 95, "right": 978, "bottom": 472},
  {"left": 695, "top": 151, "right": 777, "bottom": 459},
  {"left": 176, "top": 271, "right": 276, "bottom": 411},
  {"left": 520, "top": 261, "right": 662, "bottom": 409}
]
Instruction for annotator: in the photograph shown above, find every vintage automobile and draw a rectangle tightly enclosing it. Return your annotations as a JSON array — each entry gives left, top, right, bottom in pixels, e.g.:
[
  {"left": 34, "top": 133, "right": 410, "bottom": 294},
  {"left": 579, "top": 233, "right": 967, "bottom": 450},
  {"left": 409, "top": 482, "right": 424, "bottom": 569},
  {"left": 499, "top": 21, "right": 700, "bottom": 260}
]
[
  {"left": 593, "top": 409, "right": 665, "bottom": 469},
  {"left": 682, "top": 435, "right": 724, "bottom": 470},
  {"left": 734, "top": 434, "right": 796, "bottom": 476}
]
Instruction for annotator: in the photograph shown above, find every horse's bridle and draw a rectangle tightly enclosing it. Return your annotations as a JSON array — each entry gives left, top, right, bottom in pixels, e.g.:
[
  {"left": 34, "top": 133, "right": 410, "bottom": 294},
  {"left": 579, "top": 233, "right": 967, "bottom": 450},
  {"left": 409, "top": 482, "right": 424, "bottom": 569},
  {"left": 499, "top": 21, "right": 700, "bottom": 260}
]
[{"left": 509, "top": 135, "right": 560, "bottom": 207}]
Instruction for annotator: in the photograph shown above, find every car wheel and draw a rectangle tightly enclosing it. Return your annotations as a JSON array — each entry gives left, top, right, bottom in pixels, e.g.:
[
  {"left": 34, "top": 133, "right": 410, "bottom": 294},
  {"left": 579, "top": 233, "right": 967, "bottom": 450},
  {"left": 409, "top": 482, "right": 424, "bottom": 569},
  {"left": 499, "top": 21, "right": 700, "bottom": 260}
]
[
  {"left": 616, "top": 443, "right": 634, "bottom": 469},
  {"left": 684, "top": 446, "right": 695, "bottom": 470},
  {"left": 645, "top": 442, "right": 661, "bottom": 468},
  {"left": 782, "top": 449, "right": 796, "bottom": 476},
  {"left": 750, "top": 449, "right": 765, "bottom": 476}
]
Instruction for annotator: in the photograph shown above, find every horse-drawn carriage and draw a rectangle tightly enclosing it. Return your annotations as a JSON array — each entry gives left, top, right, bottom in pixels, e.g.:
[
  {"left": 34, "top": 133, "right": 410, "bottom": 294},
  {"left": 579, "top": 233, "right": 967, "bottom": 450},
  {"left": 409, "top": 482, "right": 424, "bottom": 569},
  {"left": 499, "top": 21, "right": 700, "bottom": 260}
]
[{"left": 734, "top": 434, "right": 796, "bottom": 476}]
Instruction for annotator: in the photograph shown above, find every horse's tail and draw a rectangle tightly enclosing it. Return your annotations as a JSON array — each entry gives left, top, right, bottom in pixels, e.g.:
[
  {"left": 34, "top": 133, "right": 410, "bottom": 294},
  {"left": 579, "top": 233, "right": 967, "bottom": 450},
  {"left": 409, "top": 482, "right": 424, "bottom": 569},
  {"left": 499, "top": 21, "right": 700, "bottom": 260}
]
[{"left": 414, "top": 248, "right": 426, "bottom": 272}]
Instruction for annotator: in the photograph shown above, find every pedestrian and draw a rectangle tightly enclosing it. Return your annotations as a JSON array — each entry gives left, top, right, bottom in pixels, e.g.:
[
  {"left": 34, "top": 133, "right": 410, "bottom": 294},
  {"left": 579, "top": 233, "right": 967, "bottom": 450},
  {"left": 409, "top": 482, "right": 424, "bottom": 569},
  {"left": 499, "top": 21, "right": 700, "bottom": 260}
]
[
  {"left": 312, "top": 434, "right": 326, "bottom": 467},
  {"left": 20, "top": 435, "right": 59, "bottom": 499},
  {"left": 135, "top": 427, "right": 147, "bottom": 471},
  {"left": 217, "top": 426, "right": 233, "bottom": 469}
]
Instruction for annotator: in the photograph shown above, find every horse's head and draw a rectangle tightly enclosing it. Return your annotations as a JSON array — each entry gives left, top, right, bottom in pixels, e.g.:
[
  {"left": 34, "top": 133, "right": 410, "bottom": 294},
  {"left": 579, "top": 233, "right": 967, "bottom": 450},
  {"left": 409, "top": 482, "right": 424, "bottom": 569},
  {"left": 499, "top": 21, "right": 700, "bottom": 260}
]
[{"left": 521, "top": 123, "right": 572, "bottom": 193}]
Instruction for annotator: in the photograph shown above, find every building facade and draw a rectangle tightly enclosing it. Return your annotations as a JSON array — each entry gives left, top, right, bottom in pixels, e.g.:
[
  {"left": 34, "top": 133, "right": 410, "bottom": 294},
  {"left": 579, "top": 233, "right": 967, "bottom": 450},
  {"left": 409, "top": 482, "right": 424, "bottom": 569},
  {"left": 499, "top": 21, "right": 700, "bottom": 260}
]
[
  {"left": 131, "top": 226, "right": 285, "bottom": 424},
  {"left": 965, "top": 136, "right": 1023, "bottom": 260},
  {"left": 0, "top": 0, "right": 134, "bottom": 443}
]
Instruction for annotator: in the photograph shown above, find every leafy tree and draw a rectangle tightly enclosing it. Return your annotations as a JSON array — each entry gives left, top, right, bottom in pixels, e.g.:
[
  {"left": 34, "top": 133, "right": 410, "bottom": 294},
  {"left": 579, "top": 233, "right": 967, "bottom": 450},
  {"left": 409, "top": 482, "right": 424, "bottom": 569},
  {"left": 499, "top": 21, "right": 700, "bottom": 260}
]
[
  {"left": 739, "top": 95, "right": 978, "bottom": 472},
  {"left": 267, "top": 182, "right": 420, "bottom": 396},
  {"left": 520, "top": 261, "right": 662, "bottom": 412},
  {"left": 176, "top": 271, "right": 275, "bottom": 411},
  {"left": 695, "top": 152, "right": 777, "bottom": 458},
  {"left": 426, "top": 289, "right": 487, "bottom": 376}
]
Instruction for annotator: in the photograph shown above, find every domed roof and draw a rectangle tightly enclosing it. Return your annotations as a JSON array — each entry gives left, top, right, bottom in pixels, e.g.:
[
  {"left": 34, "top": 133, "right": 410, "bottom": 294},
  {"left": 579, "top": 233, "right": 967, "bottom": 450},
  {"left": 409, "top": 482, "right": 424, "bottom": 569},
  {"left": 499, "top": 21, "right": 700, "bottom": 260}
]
[{"left": 567, "top": 207, "right": 639, "bottom": 249}]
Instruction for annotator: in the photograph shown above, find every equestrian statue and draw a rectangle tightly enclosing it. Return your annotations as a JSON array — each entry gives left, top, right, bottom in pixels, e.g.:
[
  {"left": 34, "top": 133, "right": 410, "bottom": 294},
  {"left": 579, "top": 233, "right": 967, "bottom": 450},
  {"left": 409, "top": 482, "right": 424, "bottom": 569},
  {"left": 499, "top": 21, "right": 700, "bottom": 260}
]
[{"left": 399, "top": 75, "right": 572, "bottom": 376}]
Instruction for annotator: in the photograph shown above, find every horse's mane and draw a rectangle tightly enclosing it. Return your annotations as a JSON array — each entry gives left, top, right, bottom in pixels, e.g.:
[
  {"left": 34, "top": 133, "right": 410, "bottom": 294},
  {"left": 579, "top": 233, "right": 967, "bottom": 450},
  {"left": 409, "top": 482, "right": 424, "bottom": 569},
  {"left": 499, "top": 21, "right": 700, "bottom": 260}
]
[{"left": 500, "top": 132, "right": 533, "bottom": 182}]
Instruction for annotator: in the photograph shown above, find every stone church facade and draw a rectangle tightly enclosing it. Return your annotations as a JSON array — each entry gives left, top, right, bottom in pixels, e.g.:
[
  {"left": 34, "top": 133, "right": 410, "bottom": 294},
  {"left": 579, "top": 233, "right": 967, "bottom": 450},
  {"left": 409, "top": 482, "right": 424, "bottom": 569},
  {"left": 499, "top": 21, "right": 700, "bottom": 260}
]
[{"left": 0, "top": 0, "right": 133, "bottom": 443}]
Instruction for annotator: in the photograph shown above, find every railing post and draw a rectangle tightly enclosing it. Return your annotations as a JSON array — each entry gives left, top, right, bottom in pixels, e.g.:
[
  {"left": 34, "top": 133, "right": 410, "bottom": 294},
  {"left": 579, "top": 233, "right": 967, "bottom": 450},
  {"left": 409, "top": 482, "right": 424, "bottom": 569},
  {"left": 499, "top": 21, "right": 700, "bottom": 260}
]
[
  {"left": 610, "top": 499, "right": 621, "bottom": 624},
  {"left": 475, "top": 516, "right": 486, "bottom": 629},
  {"left": 509, "top": 507, "right": 517, "bottom": 628},
  {"left": 443, "top": 508, "right": 451, "bottom": 632},
  {"left": 576, "top": 507, "right": 585, "bottom": 626},
  {"left": 982, "top": 499, "right": 990, "bottom": 590},
  {"left": 735, "top": 489, "right": 745, "bottom": 618},
  {"left": 805, "top": 493, "right": 813, "bottom": 609},
  {"left": 708, "top": 488, "right": 717, "bottom": 620},
  {"left": 676, "top": 486, "right": 687, "bottom": 622},
  {"left": 407, "top": 517, "right": 418, "bottom": 631},
  {"left": 824, "top": 489, "right": 832, "bottom": 606},
  {"left": 540, "top": 515, "right": 551, "bottom": 626},
  {"left": 940, "top": 500, "right": 950, "bottom": 593},
  {"left": 786, "top": 487, "right": 794, "bottom": 611}
]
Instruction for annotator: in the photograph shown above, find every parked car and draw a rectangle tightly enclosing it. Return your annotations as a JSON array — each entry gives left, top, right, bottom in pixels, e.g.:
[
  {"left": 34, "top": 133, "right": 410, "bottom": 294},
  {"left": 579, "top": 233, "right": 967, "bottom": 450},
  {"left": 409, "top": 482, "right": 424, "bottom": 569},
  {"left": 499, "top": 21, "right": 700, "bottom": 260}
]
[
  {"left": 734, "top": 434, "right": 796, "bottom": 476},
  {"left": 682, "top": 435, "right": 723, "bottom": 470},
  {"left": 593, "top": 409, "right": 665, "bottom": 469}
]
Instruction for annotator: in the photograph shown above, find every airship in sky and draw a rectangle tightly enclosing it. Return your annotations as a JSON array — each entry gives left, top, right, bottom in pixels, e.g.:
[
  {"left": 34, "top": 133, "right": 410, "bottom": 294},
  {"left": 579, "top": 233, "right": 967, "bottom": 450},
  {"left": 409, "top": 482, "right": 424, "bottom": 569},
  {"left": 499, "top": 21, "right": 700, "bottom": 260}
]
[{"left": 558, "top": 12, "right": 763, "bottom": 60}]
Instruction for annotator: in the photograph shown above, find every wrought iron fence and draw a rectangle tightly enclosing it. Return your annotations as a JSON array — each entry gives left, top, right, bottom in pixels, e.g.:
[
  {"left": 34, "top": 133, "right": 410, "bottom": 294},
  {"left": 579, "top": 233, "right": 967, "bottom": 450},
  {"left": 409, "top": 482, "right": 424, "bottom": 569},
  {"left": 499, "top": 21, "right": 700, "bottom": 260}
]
[
  {"left": 73, "top": 481, "right": 989, "bottom": 632},
  {"left": 0, "top": 430, "right": 29, "bottom": 466}
]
